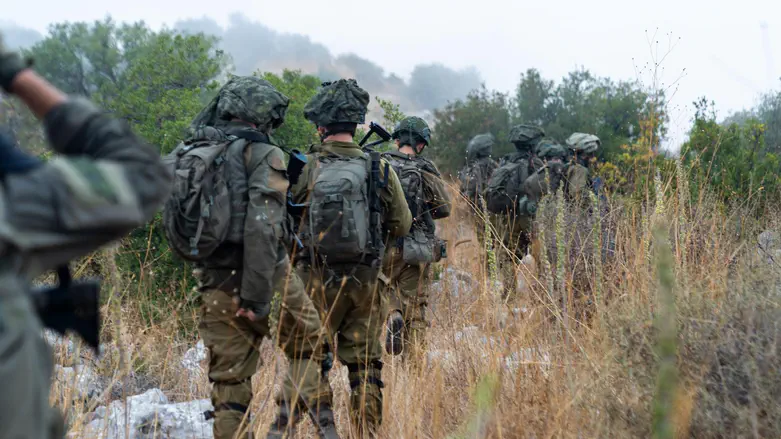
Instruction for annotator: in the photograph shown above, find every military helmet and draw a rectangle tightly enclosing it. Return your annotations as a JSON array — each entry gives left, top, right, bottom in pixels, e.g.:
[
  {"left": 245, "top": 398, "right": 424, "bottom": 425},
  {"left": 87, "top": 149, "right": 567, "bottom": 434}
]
[
  {"left": 535, "top": 139, "right": 568, "bottom": 161},
  {"left": 566, "top": 132, "right": 600, "bottom": 154},
  {"left": 508, "top": 124, "right": 545, "bottom": 145},
  {"left": 303, "top": 79, "right": 370, "bottom": 127},
  {"left": 189, "top": 76, "right": 290, "bottom": 133},
  {"left": 466, "top": 133, "right": 494, "bottom": 161},
  {"left": 391, "top": 116, "right": 432, "bottom": 146}
]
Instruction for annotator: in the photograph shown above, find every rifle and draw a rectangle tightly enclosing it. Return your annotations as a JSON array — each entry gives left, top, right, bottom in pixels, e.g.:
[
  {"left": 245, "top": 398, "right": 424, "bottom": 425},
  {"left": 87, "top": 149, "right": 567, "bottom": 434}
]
[
  {"left": 368, "top": 150, "right": 389, "bottom": 268},
  {"left": 31, "top": 265, "right": 101, "bottom": 353},
  {"left": 358, "top": 122, "right": 392, "bottom": 151}
]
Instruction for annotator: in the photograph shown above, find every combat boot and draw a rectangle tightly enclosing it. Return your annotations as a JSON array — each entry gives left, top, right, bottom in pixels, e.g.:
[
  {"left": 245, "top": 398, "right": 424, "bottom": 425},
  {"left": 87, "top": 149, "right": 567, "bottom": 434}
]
[
  {"left": 266, "top": 402, "right": 301, "bottom": 439},
  {"left": 308, "top": 402, "right": 341, "bottom": 439},
  {"left": 385, "top": 310, "right": 404, "bottom": 355}
]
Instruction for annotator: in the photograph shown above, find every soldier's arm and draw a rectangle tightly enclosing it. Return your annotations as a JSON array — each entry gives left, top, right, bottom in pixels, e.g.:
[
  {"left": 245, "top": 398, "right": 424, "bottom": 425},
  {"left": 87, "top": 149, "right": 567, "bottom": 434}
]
[
  {"left": 0, "top": 94, "right": 171, "bottom": 276},
  {"left": 240, "top": 145, "right": 289, "bottom": 306},
  {"left": 422, "top": 168, "right": 451, "bottom": 220},
  {"left": 380, "top": 161, "right": 412, "bottom": 238}
]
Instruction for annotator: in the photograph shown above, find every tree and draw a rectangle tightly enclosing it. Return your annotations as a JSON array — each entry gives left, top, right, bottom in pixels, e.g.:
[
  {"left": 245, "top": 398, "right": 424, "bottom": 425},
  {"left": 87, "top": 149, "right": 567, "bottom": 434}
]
[
  {"left": 24, "top": 19, "right": 225, "bottom": 154},
  {"left": 514, "top": 68, "right": 557, "bottom": 128},
  {"left": 682, "top": 97, "right": 780, "bottom": 206},
  {"left": 429, "top": 85, "right": 512, "bottom": 173}
]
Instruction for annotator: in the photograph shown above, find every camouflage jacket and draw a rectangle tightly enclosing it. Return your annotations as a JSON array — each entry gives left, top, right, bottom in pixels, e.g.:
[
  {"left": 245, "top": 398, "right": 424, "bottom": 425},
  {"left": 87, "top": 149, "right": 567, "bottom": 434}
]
[
  {"left": 196, "top": 122, "right": 292, "bottom": 305},
  {"left": 459, "top": 157, "right": 498, "bottom": 203},
  {"left": 292, "top": 140, "right": 412, "bottom": 247},
  {"left": 382, "top": 150, "right": 451, "bottom": 238},
  {"left": 0, "top": 97, "right": 171, "bottom": 284}
]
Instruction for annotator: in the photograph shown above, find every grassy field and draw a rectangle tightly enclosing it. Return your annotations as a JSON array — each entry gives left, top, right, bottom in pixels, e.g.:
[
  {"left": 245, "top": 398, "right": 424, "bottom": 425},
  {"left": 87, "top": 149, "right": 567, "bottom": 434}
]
[{"left": 51, "top": 170, "right": 781, "bottom": 438}]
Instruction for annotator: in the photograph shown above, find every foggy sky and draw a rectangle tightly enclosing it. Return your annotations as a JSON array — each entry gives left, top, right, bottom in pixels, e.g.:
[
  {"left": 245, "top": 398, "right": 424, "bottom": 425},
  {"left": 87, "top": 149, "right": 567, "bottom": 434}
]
[{"left": 4, "top": 0, "right": 781, "bottom": 149}]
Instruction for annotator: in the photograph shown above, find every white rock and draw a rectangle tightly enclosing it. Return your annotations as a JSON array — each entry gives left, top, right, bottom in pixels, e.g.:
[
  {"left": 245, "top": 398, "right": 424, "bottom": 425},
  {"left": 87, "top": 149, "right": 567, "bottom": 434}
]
[
  {"left": 503, "top": 348, "right": 551, "bottom": 377},
  {"left": 431, "top": 268, "right": 476, "bottom": 298},
  {"left": 84, "top": 389, "right": 214, "bottom": 439},
  {"left": 181, "top": 340, "right": 208, "bottom": 373},
  {"left": 55, "top": 364, "right": 104, "bottom": 401},
  {"left": 45, "top": 330, "right": 77, "bottom": 360}
]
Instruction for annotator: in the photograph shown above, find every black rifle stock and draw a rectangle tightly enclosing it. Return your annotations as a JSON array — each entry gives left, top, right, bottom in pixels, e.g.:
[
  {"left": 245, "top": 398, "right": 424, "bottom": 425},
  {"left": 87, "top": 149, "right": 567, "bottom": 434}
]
[
  {"left": 32, "top": 265, "right": 101, "bottom": 353},
  {"left": 368, "top": 150, "right": 389, "bottom": 267},
  {"left": 359, "top": 122, "right": 392, "bottom": 151}
]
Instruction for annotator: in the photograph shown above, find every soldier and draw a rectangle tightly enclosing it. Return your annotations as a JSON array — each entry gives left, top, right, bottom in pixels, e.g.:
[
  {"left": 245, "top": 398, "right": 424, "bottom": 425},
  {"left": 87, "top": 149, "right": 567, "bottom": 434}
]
[
  {"left": 484, "top": 124, "right": 545, "bottom": 297},
  {"left": 458, "top": 133, "right": 498, "bottom": 208},
  {"left": 291, "top": 79, "right": 411, "bottom": 436},
  {"left": 565, "top": 132, "right": 601, "bottom": 201},
  {"left": 0, "top": 37, "right": 171, "bottom": 438},
  {"left": 381, "top": 116, "right": 451, "bottom": 359},
  {"left": 163, "top": 77, "right": 335, "bottom": 439}
]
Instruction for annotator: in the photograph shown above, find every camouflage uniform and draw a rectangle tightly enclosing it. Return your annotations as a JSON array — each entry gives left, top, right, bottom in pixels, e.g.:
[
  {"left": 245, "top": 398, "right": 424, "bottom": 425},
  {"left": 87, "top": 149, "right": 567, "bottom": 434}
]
[
  {"left": 179, "top": 78, "right": 329, "bottom": 439},
  {"left": 458, "top": 133, "right": 499, "bottom": 253},
  {"left": 564, "top": 132, "right": 600, "bottom": 202},
  {"left": 292, "top": 79, "right": 412, "bottom": 436},
  {"left": 0, "top": 45, "right": 171, "bottom": 439},
  {"left": 381, "top": 117, "right": 451, "bottom": 359},
  {"left": 491, "top": 125, "right": 545, "bottom": 297},
  {"left": 524, "top": 139, "right": 601, "bottom": 317}
]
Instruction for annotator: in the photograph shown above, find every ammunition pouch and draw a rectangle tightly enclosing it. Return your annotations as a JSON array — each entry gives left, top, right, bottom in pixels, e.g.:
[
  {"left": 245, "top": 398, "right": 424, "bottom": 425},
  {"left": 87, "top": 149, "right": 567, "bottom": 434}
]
[{"left": 401, "top": 229, "right": 447, "bottom": 265}]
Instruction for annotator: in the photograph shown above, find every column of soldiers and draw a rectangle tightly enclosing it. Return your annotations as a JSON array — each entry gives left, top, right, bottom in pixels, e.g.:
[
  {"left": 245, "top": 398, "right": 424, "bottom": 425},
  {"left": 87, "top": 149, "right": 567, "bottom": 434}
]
[
  {"left": 1, "top": 25, "right": 600, "bottom": 439},
  {"left": 159, "top": 76, "right": 454, "bottom": 439},
  {"left": 458, "top": 125, "right": 601, "bottom": 296}
]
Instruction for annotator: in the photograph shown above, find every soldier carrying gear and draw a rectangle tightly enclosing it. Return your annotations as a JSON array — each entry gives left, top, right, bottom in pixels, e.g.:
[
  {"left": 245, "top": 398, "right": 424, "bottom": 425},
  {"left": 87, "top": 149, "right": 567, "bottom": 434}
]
[
  {"left": 565, "top": 132, "right": 601, "bottom": 201},
  {"left": 161, "top": 76, "right": 333, "bottom": 439},
  {"left": 522, "top": 140, "right": 570, "bottom": 206},
  {"left": 291, "top": 79, "right": 411, "bottom": 438},
  {"left": 458, "top": 133, "right": 498, "bottom": 206},
  {"left": 0, "top": 33, "right": 171, "bottom": 439},
  {"left": 382, "top": 116, "right": 451, "bottom": 359},
  {"left": 483, "top": 124, "right": 546, "bottom": 298}
]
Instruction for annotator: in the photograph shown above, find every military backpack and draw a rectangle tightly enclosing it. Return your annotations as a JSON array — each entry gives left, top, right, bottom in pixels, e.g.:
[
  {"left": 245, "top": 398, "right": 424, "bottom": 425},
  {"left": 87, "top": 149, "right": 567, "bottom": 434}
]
[
  {"left": 485, "top": 156, "right": 533, "bottom": 215},
  {"left": 303, "top": 152, "right": 384, "bottom": 267},
  {"left": 459, "top": 158, "right": 496, "bottom": 203},
  {"left": 162, "top": 134, "right": 271, "bottom": 262},
  {"left": 384, "top": 152, "right": 445, "bottom": 265}
]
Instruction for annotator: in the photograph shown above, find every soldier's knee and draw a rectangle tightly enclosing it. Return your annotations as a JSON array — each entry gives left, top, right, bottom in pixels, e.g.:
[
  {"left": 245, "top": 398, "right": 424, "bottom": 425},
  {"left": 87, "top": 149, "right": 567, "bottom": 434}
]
[{"left": 207, "top": 380, "right": 253, "bottom": 439}]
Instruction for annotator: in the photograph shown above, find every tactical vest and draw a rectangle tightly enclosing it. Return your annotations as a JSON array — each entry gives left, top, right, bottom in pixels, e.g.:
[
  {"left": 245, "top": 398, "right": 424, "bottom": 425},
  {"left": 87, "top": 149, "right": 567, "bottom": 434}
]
[{"left": 383, "top": 151, "right": 444, "bottom": 264}]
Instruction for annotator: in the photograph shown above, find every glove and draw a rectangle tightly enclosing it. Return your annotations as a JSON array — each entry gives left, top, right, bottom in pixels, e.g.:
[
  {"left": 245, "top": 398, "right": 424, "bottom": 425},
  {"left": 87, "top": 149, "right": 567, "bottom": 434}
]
[
  {"left": 236, "top": 297, "right": 271, "bottom": 321},
  {"left": 0, "top": 34, "right": 32, "bottom": 92}
]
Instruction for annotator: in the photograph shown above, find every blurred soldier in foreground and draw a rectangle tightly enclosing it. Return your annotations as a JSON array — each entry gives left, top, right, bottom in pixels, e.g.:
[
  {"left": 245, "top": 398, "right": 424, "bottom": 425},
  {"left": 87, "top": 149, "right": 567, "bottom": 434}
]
[
  {"left": 381, "top": 116, "right": 451, "bottom": 359},
  {"left": 0, "top": 34, "right": 171, "bottom": 438},
  {"left": 161, "top": 76, "right": 334, "bottom": 439},
  {"left": 291, "top": 79, "right": 411, "bottom": 436}
]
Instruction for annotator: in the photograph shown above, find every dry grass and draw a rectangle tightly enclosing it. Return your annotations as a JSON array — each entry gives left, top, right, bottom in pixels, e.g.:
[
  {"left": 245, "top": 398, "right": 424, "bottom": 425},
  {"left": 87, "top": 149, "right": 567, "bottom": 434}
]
[{"left": 51, "top": 172, "right": 781, "bottom": 439}]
